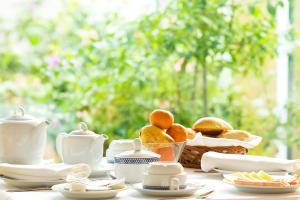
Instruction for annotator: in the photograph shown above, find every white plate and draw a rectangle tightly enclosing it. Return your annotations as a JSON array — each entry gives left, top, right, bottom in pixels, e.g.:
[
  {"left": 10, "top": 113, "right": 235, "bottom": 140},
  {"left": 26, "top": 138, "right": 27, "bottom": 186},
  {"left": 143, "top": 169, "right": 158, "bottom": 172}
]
[
  {"left": 133, "top": 183, "right": 199, "bottom": 197},
  {"left": 2, "top": 176, "right": 64, "bottom": 188},
  {"left": 90, "top": 165, "right": 113, "bottom": 177},
  {"left": 215, "top": 168, "right": 288, "bottom": 176},
  {"left": 224, "top": 179, "right": 300, "bottom": 194},
  {"left": 52, "top": 183, "right": 126, "bottom": 199}
]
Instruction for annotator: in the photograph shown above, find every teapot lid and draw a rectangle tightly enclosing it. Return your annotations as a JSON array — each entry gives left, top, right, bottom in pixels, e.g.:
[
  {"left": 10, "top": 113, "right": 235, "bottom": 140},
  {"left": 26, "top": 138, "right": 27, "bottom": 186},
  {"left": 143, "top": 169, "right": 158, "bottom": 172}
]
[
  {"left": 5, "top": 106, "right": 36, "bottom": 121},
  {"left": 69, "top": 122, "right": 97, "bottom": 135},
  {"left": 114, "top": 138, "right": 160, "bottom": 159}
]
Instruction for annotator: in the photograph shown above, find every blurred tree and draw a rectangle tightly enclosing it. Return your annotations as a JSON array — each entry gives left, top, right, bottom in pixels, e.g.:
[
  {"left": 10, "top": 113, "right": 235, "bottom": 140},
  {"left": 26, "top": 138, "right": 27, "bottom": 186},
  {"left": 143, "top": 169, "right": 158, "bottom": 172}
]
[
  {"left": 136, "top": 0, "right": 280, "bottom": 116},
  {"left": 0, "top": 0, "right": 283, "bottom": 154}
]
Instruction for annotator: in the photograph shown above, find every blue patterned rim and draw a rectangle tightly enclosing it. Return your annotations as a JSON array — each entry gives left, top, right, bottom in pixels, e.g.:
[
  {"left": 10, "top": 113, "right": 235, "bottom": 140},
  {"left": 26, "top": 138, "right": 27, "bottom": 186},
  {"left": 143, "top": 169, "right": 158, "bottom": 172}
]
[
  {"left": 107, "top": 159, "right": 114, "bottom": 164},
  {"left": 143, "top": 185, "right": 187, "bottom": 190},
  {"left": 114, "top": 157, "right": 159, "bottom": 164}
]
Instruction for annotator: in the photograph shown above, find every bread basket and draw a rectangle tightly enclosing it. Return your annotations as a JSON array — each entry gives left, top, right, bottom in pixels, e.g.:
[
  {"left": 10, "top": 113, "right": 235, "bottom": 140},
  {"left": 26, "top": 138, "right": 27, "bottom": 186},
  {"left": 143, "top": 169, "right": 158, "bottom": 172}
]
[
  {"left": 179, "top": 135, "right": 261, "bottom": 169},
  {"left": 179, "top": 145, "right": 247, "bottom": 168}
]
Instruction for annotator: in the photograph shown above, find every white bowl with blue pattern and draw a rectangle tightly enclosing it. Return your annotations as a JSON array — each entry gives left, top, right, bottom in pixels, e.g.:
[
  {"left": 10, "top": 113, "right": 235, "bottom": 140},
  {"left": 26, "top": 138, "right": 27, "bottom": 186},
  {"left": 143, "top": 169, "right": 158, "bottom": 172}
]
[
  {"left": 114, "top": 139, "right": 160, "bottom": 183},
  {"left": 106, "top": 139, "right": 134, "bottom": 163}
]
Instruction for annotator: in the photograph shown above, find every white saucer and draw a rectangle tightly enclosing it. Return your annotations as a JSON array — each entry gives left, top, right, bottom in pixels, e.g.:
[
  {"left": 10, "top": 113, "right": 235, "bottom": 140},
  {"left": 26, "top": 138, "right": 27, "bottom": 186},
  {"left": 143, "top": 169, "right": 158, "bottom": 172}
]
[
  {"left": 90, "top": 165, "right": 113, "bottom": 177},
  {"left": 2, "top": 176, "right": 64, "bottom": 188},
  {"left": 133, "top": 183, "right": 199, "bottom": 197},
  {"left": 52, "top": 183, "right": 126, "bottom": 199},
  {"left": 224, "top": 179, "right": 300, "bottom": 194},
  {"left": 215, "top": 168, "right": 288, "bottom": 176}
]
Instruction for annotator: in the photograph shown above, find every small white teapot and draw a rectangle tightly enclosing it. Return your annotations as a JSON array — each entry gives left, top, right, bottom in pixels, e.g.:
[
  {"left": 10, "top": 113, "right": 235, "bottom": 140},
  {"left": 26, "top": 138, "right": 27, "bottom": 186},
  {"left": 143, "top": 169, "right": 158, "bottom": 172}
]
[
  {"left": 0, "top": 106, "right": 49, "bottom": 164},
  {"left": 56, "top": 122, "right": 108, "bottom": 169}
]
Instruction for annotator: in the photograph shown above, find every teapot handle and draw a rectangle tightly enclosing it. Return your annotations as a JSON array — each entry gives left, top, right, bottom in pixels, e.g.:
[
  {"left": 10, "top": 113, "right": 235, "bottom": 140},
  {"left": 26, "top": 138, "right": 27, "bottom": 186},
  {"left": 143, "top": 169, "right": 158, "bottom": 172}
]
[
  {"left": 102, "top": 134, "right": 109, "bottom": 141},
  {"left": 56, "top": 133, "right": 67, "bottom": 160}
]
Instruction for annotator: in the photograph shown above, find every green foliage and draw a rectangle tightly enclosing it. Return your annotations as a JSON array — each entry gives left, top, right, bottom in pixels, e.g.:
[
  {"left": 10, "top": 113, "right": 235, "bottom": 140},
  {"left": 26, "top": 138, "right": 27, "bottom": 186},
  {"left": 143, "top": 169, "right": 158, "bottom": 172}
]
[{"left": 0, "top": 0, "right": 283, "bottom": 154}]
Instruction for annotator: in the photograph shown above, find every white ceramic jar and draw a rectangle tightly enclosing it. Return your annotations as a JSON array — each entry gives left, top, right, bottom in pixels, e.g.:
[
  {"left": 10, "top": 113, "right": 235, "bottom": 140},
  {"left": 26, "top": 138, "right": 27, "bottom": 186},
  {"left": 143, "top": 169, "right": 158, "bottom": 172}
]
[
  {"left": 106, "top": 139, "right": 134, "bottom": 163},
  {"left": 143, "top": 162, "right": 187, "bottom": 190},
  {"left": 114, "top": 139, "right": 160, "bottom": 183},
  {"left": 56, "top": 122, "right": 108, "bottom": 169},
  {"left": 0, "top": 106, "right": 49, "bottom": 164}
]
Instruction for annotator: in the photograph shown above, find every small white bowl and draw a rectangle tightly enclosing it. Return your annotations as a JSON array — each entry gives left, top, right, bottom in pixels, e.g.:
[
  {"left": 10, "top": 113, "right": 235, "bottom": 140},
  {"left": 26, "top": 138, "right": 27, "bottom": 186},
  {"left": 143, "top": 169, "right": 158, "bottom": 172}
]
[
  {"left": 106, "top": 139, "right": 134, "bottom": 163},
  {"left": 114, "top": 139, "right": 160, "bottom": 183}
]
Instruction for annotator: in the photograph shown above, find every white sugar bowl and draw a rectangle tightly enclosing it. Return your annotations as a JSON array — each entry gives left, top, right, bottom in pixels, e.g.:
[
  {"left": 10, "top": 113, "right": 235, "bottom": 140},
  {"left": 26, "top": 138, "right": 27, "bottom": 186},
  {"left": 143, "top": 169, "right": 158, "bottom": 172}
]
[
  {"left": 106, "top": 139, "right": 134, "bottom": 163},
  {"left": 0, "top": 106, "right": 49, "bottom": 164},
  {"left": 56, "top": 122, "right": 108, "bottom": 169},
  {"left": 143, "top": 162, "right": 187, "bottom": 190},
  {"left": 114, "top": 139, "right": 160, "bottom": 183}
]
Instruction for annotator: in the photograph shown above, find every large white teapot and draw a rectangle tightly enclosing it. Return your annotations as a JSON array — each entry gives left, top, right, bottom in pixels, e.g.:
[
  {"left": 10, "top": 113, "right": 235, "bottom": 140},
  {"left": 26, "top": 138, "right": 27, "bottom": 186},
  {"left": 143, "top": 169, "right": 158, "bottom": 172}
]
[
  {"left": 56, "top": 122, "right": 108, "bottom": 169},
  {"left": 0, "top": 106, "right": 49, "bottom": 164}
]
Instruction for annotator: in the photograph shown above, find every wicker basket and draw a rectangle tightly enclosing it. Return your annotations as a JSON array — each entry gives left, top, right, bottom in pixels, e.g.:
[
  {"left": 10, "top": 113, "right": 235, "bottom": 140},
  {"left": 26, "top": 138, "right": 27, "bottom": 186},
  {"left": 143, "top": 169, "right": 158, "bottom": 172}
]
[{"left": 179, "top": 145, "right": 247, "bottom": 169}]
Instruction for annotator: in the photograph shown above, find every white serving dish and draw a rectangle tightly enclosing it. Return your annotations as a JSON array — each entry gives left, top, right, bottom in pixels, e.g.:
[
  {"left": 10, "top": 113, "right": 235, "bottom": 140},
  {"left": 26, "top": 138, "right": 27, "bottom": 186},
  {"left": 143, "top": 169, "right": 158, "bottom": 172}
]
[
  {"left": 215, "top": 168, "right": 288, "bottom": 176},
  {"left": 224, "top": 178, "right": 300, "bottom": 194},
  {"left": 0, "top": 106, "right": 49, "bottom": 164},
  {"left": 114, "top": 139, "right": 160, "bottom": 183},
  {"left": 2, "top": 176, "right": 64, "bottom": 188},
  {"left": 56, "top": 122, "right": 108, "bottom": 170},
  {"left": 52, "top": 183, "right": 126, "bottom": 199}
]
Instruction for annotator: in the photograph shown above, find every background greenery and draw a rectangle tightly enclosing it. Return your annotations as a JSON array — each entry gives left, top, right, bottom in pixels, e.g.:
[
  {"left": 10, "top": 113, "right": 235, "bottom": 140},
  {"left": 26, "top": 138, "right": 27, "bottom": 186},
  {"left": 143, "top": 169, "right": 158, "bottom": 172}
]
[{"left": 0, "top": 0, "right": 295, "bottom": 156}]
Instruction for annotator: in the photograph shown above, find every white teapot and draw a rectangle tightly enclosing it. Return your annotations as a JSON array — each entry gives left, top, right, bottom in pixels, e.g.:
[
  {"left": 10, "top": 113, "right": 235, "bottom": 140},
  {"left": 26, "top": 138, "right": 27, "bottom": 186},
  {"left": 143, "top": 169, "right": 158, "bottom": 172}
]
[
  {"left": 56, "top": 122, "right": 108, "bottom": 169},
  {"left": 0, "top": 106, "right": 49, "bottom": 164}
]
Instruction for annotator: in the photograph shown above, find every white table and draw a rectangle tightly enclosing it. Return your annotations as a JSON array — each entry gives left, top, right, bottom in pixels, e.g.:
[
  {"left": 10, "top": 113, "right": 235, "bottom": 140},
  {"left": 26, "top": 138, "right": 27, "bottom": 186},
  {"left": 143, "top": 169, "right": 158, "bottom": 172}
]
[{"left": 2, "top": 168, "right": 300, "bottom": 200}]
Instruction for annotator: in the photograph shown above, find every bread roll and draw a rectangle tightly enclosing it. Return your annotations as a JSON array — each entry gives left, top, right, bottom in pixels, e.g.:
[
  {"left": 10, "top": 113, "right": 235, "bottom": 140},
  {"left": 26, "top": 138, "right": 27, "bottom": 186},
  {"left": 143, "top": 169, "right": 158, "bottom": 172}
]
[
  {"left": 192, "top": 117, "right": 233, "bottom": 136},
  {"left": 217, "top": 130, "right": 251, "bottom": 141}
]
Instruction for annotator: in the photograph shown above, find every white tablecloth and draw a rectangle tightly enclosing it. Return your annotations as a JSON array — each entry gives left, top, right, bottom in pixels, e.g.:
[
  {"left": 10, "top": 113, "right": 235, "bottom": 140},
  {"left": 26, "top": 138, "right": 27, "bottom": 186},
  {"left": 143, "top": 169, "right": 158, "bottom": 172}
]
[{"left": 2, "top": 168, "right": 300, "bottom": 200}]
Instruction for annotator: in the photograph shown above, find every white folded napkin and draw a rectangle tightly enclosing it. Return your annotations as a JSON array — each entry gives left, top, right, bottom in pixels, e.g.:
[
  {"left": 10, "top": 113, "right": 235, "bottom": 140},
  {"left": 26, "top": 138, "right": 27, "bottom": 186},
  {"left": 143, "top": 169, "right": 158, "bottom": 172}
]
[
  {"left": 187, "top": 134, "right": 262, "bottom": 149},
  {"left": 0, "top": 163, "right": 90, "bottom": 181},
  {"left": 201, "top": 152, "right": 299, "bottom": 172}
]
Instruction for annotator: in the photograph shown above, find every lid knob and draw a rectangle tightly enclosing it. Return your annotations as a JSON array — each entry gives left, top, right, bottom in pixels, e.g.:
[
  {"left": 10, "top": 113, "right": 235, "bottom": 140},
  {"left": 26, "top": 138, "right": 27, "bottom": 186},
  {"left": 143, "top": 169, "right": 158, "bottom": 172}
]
[
  {"left": 78, "top": 122, "right": 88, "bottom": 132},
  {"left": 14, "top": 106, "right": 25, "bottom": 117},
  {"left": 134, "top": 138, "right": 142, "bottom": 152}
]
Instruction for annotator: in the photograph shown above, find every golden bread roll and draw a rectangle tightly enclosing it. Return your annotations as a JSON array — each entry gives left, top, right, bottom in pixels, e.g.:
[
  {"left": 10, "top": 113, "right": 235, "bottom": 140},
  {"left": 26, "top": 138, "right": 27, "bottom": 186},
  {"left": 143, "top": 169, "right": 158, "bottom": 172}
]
[
  {"left": 192, "top": 117, "right": 233, "bottom": 136},
  {"left": 217, "top": 130, "right": 251, "bottom": 141},
  {"left": 186, "top": 128, "right": 196, "bottom": 139}
]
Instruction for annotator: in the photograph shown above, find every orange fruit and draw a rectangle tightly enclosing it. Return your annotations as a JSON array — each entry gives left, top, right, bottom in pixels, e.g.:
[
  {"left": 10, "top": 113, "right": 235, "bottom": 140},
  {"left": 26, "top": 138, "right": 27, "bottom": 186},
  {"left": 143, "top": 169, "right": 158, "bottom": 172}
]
[
  {"left": 153, "top": 146, "right": 175, "bottom": 161},
  {"left": 149, "top": 109, "right": 174, "bottom": 129},
  {"left": 186, "top": 128, "right": 196, "bottom": 139},
  {"left": 139, "top": 125, "right": 174, "bottom": 144},
  {"left": 166, "top": 123, "right": 187, "bottom": 142}
]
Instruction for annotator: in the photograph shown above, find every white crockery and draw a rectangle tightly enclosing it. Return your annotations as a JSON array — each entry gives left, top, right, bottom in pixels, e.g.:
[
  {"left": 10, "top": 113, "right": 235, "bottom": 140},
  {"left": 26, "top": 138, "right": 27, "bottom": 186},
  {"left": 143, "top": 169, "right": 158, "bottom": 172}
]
[
  {"left": 147, "top": 161, "right": 184, "bottom": 175},
  {"left": 134, "top": 183, "right": 199, "bottom": 197},
  {"left": 3, "top": 176, "right": 64, "bottom": 188},
  {"left": 114, "top": 139, "right": 160, "bottom": 183},
  {"left": 143, "top": 162, "right": 187, "bottom": 190},
  {"left": 106, "top": 139, "right": 134, "bottom": 163},
  {"left": 52, "top": 183, "right": 126, "bottom": 199},
  {"left": 143, "top": 173, "right": 187, "bottom": 190},
  {"left": 56, "top": 122, "right": 108, "bottom": 170},
  {"left": 0, "top": 106, "right": 49, "bottom": 164}
]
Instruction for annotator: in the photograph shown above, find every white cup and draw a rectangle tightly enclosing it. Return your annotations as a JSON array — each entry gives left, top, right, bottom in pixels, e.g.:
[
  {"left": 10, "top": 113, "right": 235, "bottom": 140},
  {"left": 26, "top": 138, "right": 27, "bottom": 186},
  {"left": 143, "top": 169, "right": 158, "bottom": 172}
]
[{"left": 142, "top": 161, "right": 187, "bottom": 190}]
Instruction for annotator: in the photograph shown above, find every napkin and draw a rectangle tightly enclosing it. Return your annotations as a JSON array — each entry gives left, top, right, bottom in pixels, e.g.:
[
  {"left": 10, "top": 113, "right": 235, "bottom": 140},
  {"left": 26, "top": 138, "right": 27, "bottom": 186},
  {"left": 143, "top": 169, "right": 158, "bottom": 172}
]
[
  {"left": 187, "top": 134, "right": 262, "bottom": 149},
  {"left": 201, "top": 152, "right": 299, "bottom": 172},
  {"left": 0, "top": 163, "right": 90, "bottom": 181}
]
